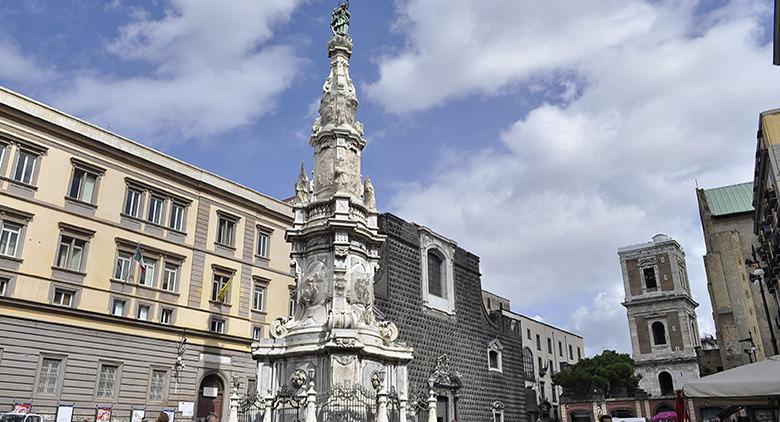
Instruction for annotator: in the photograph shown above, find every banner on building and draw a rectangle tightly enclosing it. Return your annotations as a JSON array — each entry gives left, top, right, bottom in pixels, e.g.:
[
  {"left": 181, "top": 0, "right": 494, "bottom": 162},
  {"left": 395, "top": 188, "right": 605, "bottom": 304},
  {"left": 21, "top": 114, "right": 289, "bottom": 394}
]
[
  {"left": 13, "top": 402, "right": 32, "bottom": 414},
  {"left": 96, "top": 406, "right": 112, "bottom": 422},
  {"left": 56, "top": 405, "right": 74, "bottom": 422},
  {"left": 131, "top": 409, "right": 145, "bottom": 422}
]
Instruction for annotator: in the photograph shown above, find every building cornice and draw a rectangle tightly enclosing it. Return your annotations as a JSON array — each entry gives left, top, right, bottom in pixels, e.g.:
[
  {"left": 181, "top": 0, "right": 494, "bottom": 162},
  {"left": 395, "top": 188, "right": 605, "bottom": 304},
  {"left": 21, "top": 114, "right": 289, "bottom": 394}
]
[{"left": 0, "top": 86, "right": 293, "bottom": 223}]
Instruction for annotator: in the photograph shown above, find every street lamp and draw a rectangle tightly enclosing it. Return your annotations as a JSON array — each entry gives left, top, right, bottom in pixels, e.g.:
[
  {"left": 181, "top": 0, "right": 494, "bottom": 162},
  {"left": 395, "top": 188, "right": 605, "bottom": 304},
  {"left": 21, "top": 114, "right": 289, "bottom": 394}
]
[{"left": 745, "top": 247, "right": 779, "bottom": 356}]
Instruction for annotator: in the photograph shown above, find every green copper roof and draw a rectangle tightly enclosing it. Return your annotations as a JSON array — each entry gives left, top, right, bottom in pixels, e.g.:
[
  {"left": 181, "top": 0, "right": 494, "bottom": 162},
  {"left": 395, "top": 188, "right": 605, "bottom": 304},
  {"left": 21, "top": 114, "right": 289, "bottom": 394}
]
[{"left": 703, "top": 182, "right": 754, "bottom": 216}]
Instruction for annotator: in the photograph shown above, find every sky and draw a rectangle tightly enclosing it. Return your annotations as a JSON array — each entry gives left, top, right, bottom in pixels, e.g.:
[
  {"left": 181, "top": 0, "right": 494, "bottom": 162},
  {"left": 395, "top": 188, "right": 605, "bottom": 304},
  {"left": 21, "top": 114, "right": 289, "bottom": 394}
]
[{"left": 1, "top": 0, "right": 779, "bottom": 356}]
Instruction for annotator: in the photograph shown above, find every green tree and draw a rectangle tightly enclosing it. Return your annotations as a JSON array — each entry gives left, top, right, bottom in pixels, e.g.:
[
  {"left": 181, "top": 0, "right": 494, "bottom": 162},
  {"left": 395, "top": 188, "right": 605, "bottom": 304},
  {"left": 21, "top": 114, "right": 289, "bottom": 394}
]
[{"left": 551, "top": 350, "right": 642, "bottom": 400}]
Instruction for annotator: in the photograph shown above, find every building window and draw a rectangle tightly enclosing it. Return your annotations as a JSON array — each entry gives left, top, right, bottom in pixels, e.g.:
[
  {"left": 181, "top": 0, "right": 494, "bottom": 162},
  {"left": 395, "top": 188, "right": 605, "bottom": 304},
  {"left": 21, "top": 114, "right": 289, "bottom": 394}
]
[
  {"left": 53, "top": 288, "right": 74, "bottom": 307},
  {"left": 549, "top": 359, "right": 554, "bottom": 374},
  {"left": 527, "top": 329, "right": 531, "bottom": 340},
  {"left": 559, "top": 341, "right": 563, "bottom": 357},
  {"left": 0, "top": 277, "right": 8, "bottom": 296},
  {"left": 643, "top": 267, "right": 658, "bottom": 290},
  {"left": 217, "top": 215, "right": 237, "bottom": 247},
  {"left": 210, "top": 318, "right": 225, "bottom": 334},
  {"left": 13, "top": 150, "right": 37, "bottom": 185},
  {"left": 536, "top": 334, "right": 541, "bottom": 351},
  {"left": 68, "top": 168, "right": 98, "bottom": 203},
  {"left": 211, "top": 273, "right": 231, "bottom": 303},
  {"left": 124, "top": 187, "right": 143, "bottom": 218},
  {"left": 257, "top": 231, "right": 270, "bottom": 258},
  {"left": 137, "top": 305, "right": 150, "bottom": 321},
  {"left": 569, "top": 344, "right": 573, "bottom": 360},
  {"left": 547, "top": 338, "right": 552, "bottom": 354},
  {"left": 0, "top": 222, "right": 21, "bottom": 257},
  {"left": 111, "top": 299, "right": 125, "bottom": 317},
  {"left": 487, "top": 340, "right": 503, "bottom": 372},
  {"left": 523, "top": 347, "right": 534, "bottom": 379},
  {"left": 96, "top": 363, "right": 119, "bottom": 399},
  {"left": 160, "top": 308, "right": 173, "bottom": 325},
  {"left": 540, "top": 381, "right": 546, "bottom": 399},
  {"left": 577, "top": 347, "right": 581, "bottom": 360},
  {"left": 148, "top": 370, "right": 166, "bottom": 401},
  {"left": 37, "top": 357, "right": 62, "bottom": 394},
  {"left": 147, "top": 195, "right": 165, "bottom": 225},
  {"left": 169, "top": 202, "right": 185, "bottom": 232},
  {"left": 658, "top": 371, "right": 674, "bottom": 396},
  {"left": 252, "top": 326, "right": 263, "bottom": 341},
  {"left": 162, "top": 263, "right": 178, "bottom": 292},
  {"left": 493, "top": 411, "right": 504, "bottom": 422},
  {"left": 253, "top": 284, "right": 266, "bottom": 311},
  {"left": 55, "top": 235, "right": 87, "bottom": 272},
  {"left": 427, "top": 251, "right": 444, "bottom": 297},
  {"left": 140, "top": 259, "right": 156, "bottom": 287},
  {"left": 114, "top": 251, "right": 133, "bottom": 281},
  {"left": 552, "top": 384, "right": 558, "bottom": 402},
  {"left": 288, "top": 288, "right": 296, "bottom": 317},
  {"left": 652, "top": 321, "right": 667, "bottom": 345}
]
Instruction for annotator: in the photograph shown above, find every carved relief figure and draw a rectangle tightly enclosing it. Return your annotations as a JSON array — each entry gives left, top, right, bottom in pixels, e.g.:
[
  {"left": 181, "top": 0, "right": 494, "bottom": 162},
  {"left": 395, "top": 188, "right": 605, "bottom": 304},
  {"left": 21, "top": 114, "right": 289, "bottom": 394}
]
[{"left": 299, "top": 261, "right": 326, "bottom": 306}]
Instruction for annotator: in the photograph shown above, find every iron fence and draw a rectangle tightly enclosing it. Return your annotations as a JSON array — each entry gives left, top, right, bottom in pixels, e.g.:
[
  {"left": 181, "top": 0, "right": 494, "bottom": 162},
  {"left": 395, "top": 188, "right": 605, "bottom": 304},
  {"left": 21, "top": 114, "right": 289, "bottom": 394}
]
[{"left": 317, "top": 383, "right": 377, "bottom": 422}]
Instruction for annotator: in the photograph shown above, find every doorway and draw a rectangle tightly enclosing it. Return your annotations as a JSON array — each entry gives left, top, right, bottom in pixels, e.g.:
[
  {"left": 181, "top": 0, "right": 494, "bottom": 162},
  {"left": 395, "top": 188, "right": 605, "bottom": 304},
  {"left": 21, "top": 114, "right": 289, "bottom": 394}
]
[
  {"left": 436, "top": 396, "right": 449, "bottom": 422},
  {"left": 197, "top": 374, "right": 224, "bottom": 422}
]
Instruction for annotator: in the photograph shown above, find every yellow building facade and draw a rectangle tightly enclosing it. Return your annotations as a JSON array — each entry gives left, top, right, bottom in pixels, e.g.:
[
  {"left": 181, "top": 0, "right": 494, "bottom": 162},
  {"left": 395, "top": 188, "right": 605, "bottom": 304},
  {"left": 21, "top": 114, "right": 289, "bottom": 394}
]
[{"left": 0, "top": 86, "right": 294, "bottom": 422}]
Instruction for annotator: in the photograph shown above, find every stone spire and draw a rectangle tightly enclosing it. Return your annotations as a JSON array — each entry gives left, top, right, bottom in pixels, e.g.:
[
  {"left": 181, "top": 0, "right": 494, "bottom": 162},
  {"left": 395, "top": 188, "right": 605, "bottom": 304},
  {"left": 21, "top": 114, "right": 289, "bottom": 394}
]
[{"left": 254, "top": 3, "right": 411, "bottom": 396}]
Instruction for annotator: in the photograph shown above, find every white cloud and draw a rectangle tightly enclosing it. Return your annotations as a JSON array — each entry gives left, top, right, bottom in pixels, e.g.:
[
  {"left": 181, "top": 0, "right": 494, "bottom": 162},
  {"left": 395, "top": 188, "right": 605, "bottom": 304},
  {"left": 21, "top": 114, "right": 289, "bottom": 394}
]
[
  {"left": 387, "top": 0, "right": 778, "bottom": 354},
  {"left": 366, "top": 0, "right": 663, "bottom": 113},
  {"left": 570, "top": 285, "right": 629, "bottom": 356},
  {"left": 0, "top": 38, "right": 52, "bottom": 84},
  {"left": 51, "top": 0, "right": 306, "bottom": 144}
]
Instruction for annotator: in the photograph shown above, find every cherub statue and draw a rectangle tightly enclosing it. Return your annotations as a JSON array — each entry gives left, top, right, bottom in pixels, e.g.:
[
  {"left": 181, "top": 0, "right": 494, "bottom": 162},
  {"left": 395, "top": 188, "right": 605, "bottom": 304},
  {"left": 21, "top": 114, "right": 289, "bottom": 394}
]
[
  {"left": 293, "top": 163, "right": 310, "bottom": 204},
  {"left": 363, "top": 176, "right": 376, "bottom": 210}
]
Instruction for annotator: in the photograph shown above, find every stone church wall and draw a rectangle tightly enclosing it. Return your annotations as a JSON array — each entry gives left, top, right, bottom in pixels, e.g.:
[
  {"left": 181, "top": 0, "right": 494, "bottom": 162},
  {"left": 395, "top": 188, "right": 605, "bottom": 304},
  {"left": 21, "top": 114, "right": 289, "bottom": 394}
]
[{"left": 375, "top": 213, "right": 526, "bottom": 422}]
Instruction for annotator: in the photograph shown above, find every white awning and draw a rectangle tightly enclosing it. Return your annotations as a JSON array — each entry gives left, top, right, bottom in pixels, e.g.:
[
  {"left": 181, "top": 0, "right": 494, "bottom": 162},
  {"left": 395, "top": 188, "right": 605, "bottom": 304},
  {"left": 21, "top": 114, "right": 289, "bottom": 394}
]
[{"left": 683, "top": 356, "right": 780, "bottom": 402}]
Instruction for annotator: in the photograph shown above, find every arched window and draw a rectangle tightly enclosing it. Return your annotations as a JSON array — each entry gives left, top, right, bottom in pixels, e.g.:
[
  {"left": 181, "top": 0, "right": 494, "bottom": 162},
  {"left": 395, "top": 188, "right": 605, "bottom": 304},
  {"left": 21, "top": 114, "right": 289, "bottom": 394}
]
[
  {"left": 652, "top": 321, "right": 667, "bottom": 345},
  {"left": 427, "top": 251, "right": 444, "bottom": 297},
  {"left": 658, "top": 372, "right": 674, "bottom": 396},
  {"left": 523, "top": 347, "right": 535, "bottom": 379}
]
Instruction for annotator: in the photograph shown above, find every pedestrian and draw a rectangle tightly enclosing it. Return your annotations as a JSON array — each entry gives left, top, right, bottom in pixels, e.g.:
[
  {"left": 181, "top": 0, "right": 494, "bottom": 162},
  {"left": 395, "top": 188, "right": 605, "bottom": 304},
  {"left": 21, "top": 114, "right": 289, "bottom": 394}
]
[
  {"left": 156, "top": 412, "right": 169, "bottom": 422},
  {"left": 600, "top": 415, "right": 613, "bottom": 422}
]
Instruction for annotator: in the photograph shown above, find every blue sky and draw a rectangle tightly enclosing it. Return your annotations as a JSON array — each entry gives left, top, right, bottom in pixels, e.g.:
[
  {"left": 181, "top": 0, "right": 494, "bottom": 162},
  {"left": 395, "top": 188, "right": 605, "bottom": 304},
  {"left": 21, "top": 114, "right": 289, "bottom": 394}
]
[{"left": 1, "top": 0, "right": 779, "bottom": 355}]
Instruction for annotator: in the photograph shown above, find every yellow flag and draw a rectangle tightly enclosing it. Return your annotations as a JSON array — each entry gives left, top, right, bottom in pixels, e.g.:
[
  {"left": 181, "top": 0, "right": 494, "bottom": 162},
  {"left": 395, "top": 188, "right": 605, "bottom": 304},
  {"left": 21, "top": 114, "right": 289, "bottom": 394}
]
[{"left": 217, "top": 275, "right": 232, "bottom": 302}]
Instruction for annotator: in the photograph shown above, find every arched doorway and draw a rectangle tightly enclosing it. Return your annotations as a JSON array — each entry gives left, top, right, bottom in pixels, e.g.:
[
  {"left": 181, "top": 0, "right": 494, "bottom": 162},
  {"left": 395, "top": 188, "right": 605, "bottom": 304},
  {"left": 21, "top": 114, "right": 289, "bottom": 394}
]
[
  {"left": 658, "top": 371, "right": 674, "bottom": 396},
  {"left": 197, "top": 374, "right": 225, "bottom": 422},
  {"left": 655, "top": 404, "right": 675, "bottom": 415}
]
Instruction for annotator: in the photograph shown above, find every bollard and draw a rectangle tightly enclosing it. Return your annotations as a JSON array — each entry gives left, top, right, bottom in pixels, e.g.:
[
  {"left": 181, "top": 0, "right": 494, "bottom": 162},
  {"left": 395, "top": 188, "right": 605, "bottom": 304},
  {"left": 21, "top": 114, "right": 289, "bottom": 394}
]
[
  {"left": 377, "top": 387, "right": 389, "bottom": 422},
  {"left": 305, "top": 382, "right": 317, "bottom": 422},
  {"left": 427, "top": 390, "right": 437, "bottom": 422},
  {"left": 262, "top": 391, "right": 274, "bottom": 422},
  {"left": 229, "top": 390, "right": 240, "bottom": 422}
]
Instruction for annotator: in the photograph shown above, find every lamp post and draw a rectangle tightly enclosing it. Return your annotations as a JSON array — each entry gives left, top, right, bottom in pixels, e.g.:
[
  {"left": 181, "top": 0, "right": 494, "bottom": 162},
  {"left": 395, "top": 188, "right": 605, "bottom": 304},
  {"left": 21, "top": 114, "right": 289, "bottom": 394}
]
[{"left": 746, "top": 248, "right": 780, "bottom": 356}]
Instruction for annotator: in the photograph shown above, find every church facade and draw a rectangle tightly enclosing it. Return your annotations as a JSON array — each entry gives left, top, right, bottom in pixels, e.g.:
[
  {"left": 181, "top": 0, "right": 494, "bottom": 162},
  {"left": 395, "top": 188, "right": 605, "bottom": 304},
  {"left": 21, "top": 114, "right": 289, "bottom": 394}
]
[{"left": 375, "top": 213, "right": 526, "bottom": 421}]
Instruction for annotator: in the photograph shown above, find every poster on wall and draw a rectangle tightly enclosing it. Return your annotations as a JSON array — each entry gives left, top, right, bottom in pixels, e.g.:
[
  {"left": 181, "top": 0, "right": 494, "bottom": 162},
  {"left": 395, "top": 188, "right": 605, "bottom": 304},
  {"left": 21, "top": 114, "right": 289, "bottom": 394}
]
[
  {"left": 56, "top": 405, "right": 74, "bottom": 422},
  {"left": 163, "top": 409, "right": 175, "bottom": 422},
  {"left": 13, "top": 402, "right": 32, "bottom": 414},
  {"left": 177, "top": 403, "right": 194, "bottom": 418},
  {"left": 131, "top": 409, "right": 145, "bottom": 422},
  {"left": 95, "top": 406, "right": 112, "bottom": 422}
]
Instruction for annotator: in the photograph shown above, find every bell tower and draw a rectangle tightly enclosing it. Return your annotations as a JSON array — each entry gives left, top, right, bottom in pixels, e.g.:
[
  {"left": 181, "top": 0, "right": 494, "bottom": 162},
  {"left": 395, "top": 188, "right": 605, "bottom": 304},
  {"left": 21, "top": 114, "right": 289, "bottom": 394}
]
[
  {"left": 618, "top": 234, "right": 701, "bottom": 397},
  {"left": 253, "top": 0, "right": 413, "bottom": 401}
]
